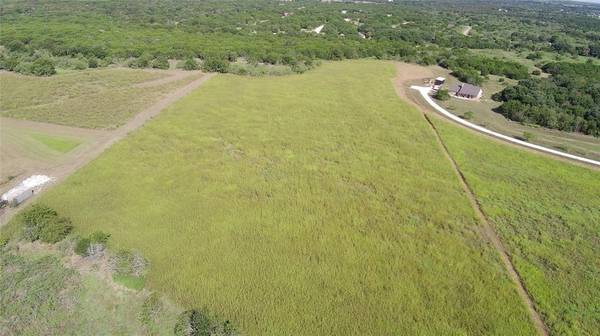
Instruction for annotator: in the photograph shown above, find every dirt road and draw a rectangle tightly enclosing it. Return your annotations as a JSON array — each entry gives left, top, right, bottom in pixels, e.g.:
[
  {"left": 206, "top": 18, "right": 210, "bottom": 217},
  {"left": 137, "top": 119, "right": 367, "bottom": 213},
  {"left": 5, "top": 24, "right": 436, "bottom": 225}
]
[{"left": 0, "top": 72, "right": 215, "bottom": 225}]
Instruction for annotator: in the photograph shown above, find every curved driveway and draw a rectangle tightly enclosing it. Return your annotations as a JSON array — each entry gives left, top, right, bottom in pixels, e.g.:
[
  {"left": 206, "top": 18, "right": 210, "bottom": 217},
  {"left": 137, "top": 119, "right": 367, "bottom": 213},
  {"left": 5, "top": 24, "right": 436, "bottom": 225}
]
[{"left": 411, "top": 86, "right": 600, "bottom": 168}]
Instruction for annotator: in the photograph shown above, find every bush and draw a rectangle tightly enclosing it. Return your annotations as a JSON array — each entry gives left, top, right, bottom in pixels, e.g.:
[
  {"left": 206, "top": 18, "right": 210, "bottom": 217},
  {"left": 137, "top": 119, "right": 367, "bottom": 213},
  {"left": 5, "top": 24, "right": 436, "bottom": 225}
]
[
  {"left": 202, "top": 57, "right": 229, "bottom": 73},
  {"left": 38, "top": 217, "right": 72, "bottom": 243},
  {"left": 129, "top": 53, "right": 153, "bottom": 68},
  {"left": 434, "top": 89, "right": 450, "bottom": 101},
  {"left": 88, "top": 57, "right": 99, "bottom": 68},
  {"left": 21, "top": 204, "right": 72, "bottom": 243},
  {"left": 521, "top": 131, "right": 535, "bottom": 142},
  {"left": 0, "top": 235, "right": 8, "bottom": 248},
  {"left": 75, "top": 237, "right": 91, "bottom": 256},
  {"left": 140, "top": 292, "right": 163, "bottom": 328},
  {"left": 111, "top": 249, "right": 147, "bottom": 277},
  {"left": 30, "top": 57, "right": 56, "bottom": 76},
  {"left": 174, "top": 309, "right": 236, "bottom": 336},
  {"left": 90, "top": 231, "right": 110, "bottom": 244},
  {"left": 75, "top": 231, "right": 109, "bottom": 256},
  {"left": 151, "top": 56, "right": 169, "bottom": 69},
  {"left": 463, "top": 111, "right": 475, "bottom": 120},
  {"left": 181, "top": 58, "right": 199, "bottom": 70}
]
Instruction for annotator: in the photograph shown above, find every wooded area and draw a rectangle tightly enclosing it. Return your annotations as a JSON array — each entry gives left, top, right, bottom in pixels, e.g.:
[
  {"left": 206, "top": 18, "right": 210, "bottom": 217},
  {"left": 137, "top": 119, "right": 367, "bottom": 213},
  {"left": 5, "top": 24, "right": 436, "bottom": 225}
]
[{"left": 1, "top": 0, "right": 599, "bottom": 135}]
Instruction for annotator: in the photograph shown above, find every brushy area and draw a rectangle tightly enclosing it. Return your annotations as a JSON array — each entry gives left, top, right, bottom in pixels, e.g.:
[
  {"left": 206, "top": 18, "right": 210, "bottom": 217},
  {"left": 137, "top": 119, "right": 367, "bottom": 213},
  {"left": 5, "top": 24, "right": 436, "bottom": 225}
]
[
  {"left": 34, "top": 60, "right": 535, "bottom": 335},
  {"left": 432, "top": 118, "right": 600, "bottom": 335},
  {"left": 0, "top": 247, "right": 181, "bottom": 335},
  {"left": 0, "top": 68, "right": 200, "bottom": 129}
]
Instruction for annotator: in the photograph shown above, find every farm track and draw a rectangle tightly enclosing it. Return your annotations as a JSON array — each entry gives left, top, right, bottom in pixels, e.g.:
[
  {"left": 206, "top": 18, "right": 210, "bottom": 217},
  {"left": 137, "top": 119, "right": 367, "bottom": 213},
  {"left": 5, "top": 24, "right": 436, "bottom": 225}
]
[
  {"left": 0, "top": 72, "right": 215, "bottom": 225},
  {"left": 393, "top": 62, "right": 549, "bottom": 336}
]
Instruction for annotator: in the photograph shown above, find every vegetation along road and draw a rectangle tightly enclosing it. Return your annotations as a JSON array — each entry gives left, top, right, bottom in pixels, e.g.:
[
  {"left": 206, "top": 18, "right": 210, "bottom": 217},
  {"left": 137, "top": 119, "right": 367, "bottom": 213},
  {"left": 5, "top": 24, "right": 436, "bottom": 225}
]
[{"left": 412, "top": 86, "right": 600, "bottom": 168}]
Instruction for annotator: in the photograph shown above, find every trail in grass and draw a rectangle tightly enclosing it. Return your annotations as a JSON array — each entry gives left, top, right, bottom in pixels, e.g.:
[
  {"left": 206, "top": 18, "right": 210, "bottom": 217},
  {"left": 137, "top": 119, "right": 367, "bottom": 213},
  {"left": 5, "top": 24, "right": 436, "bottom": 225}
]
[
  {"left": 420, "top": 112, "right": 549, "bottom": 336},
  {"left": 393, "top": 62, "right": 548, "bottom": 335}
]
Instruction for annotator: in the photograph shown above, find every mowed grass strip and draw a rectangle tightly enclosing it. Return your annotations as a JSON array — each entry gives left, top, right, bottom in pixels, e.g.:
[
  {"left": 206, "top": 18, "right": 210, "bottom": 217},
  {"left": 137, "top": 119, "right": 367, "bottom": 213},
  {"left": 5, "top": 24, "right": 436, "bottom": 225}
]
[
  {"left": 433, "top": 118, "right": 600, "bottom": 335},
  {"left": 29, "top": 132, "right": 82, "bottom": 153},
  {"left": 38, "top": 61, "right": 536, "bottom": 335}
]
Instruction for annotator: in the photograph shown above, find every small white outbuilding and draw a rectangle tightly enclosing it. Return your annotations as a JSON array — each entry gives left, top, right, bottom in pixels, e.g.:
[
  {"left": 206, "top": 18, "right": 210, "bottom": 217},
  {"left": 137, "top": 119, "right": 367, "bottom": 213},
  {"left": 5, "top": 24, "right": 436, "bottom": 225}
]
[{"left": 1, "top": 175, "right": 52, "bottom": 207}]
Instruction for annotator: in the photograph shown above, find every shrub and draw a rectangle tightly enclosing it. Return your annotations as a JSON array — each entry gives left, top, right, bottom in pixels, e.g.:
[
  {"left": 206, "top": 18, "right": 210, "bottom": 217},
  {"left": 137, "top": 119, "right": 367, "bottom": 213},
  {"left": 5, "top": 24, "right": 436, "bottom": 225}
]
[
  {"left": 75, "top": 237, "right": 91, "bottom": 256},
  {"left": 0, "top": 235, "right": 8, "bottom": 248},
  {"left": 111, "top": 249, "right": 147, "bottom": 277},
  {"left": 140, "top": 293, "right": 163, "bottom": 329},
  {"left": 88, "top": 57, "right": 99, "bottom": 68},
  {"left": 30, "top": 57, "right": 56, "bottom": 76},
  {"left": 182, "top": 58, "right": 199, "bottom": 70},
  {"left": 75, "top": 231, "right": 109, "bottom": 256},
  {"left": 434, "top": 89, "right": 450, "bottom": 101},
  {"left": 174, "top": 309, "right": 235, "bottom": 336},
  {"left": 21, "top": 204, "right": 72, "bottom": 243},
  {"left": 202, "top": 57, "right": 229, "bottom": 73},
  {"left": 151, "top": 56, "right": 169, "bottom": 69},
  {"left": 175, "top": 309, "right": 212, "bottom": 336},
  {"left": 463, "top": 111, "right": 475, "bottom": 120},
  {"left": 90, "top": 231, "right": 110, "bottom": 244},
  {"left": 129, "top": 53, "right": 152, "bottom": 68},
  {"left": 38, "top": 217, "right": 72, "bottom": 243},
  {"left": 521, "top": 131, "right": 535, "bottom": 142}
]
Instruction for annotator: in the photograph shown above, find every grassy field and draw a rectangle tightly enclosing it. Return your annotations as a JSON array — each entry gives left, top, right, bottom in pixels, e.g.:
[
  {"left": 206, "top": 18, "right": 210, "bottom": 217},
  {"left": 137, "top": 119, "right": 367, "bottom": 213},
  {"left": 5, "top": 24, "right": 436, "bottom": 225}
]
[
  {"left": 0, "top": 68, "right": 200, "bottom": 129},
  {"left": 431, "top": 116, "right": 600, "bottom": 335},
  {"left": 32, "top": 60, "right": 536, "bottom": 335}
]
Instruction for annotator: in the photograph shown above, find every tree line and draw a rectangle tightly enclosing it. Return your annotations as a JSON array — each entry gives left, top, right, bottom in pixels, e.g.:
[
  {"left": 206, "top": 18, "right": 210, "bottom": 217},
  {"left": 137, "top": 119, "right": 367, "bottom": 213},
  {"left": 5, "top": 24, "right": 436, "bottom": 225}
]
[{"left": 493, "top": 62, "right": 600, "bottom": 137}]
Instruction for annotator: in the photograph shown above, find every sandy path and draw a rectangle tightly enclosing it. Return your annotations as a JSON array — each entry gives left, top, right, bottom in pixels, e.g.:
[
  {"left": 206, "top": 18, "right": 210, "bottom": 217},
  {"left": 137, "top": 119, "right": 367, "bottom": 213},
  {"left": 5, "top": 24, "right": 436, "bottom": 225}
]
[
  {"left": 392, "top": 62, "right": 549, "bottom": 336},
  {"left": 0, "top": 72, "right": 215, "bottom": 225}
]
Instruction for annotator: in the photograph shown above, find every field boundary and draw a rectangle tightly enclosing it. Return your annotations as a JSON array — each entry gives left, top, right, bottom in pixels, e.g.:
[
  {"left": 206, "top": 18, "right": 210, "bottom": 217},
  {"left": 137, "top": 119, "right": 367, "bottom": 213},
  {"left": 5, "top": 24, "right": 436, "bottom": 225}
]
[
  {"left": 392, "top": 65, "right": 548, "bottom": 334},
  {"left": 411, "top": 86, "right": 600, "bottom": 168},
  {"left": 419, "top": 110, "right": 549, "bottom": 336}
]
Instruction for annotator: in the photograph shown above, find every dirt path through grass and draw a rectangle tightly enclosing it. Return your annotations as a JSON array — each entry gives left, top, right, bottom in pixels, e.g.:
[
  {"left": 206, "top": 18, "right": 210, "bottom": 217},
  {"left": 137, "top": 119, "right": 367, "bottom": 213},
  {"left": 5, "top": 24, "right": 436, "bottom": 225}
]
[
  {"left": 0, "top": 72, "right": 215, "bottom": 225},
  {"left": 393, "top": 62, "right": 549, "bottom": 336},
  {"left": 133, "top": 69, "right": 198, "bottom": 88}
]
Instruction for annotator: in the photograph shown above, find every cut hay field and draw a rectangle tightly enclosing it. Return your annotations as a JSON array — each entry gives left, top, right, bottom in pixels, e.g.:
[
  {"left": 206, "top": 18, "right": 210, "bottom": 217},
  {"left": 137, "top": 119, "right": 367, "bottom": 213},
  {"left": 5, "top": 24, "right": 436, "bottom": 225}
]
[
  {"left": 33, "top": 61, "right": 537, "bottom": 335},
  {"left": 0, "top": 68, "right": 202, "bottom": 129},
  {"left": 431, "top": 117, "right": 600, "bottom": 335}
]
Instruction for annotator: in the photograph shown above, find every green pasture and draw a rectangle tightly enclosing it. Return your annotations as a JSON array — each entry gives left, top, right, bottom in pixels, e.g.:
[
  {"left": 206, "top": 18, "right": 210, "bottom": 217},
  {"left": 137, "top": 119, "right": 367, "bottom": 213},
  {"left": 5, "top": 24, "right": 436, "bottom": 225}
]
[
  {"left": 432, "top": 117, "right": 600, "bottom": 335},
  {"left": 35, "top": 61, "right": 536, "bottom": 335}
]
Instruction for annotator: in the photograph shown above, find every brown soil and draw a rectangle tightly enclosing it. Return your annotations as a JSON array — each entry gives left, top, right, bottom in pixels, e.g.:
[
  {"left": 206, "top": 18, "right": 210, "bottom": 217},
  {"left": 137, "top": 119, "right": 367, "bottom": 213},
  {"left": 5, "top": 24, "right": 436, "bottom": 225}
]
[{"left": 393, "top": 62, "right": 549, "bottom": 336}]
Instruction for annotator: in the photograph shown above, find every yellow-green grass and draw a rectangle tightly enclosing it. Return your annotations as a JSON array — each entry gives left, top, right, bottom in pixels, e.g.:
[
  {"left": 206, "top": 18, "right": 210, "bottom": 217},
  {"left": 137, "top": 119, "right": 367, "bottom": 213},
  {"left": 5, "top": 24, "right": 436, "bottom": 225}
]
[
  {"left": 29, "top": 132, "right": 82, "bottom": 153},
  {"left": 0, "top": 68, "right": 198, "bottom": 129},
  {"left": 432, "top": 117, "right": 600, "bottom": 335},
  {"left": 29, "top": 60, "right": 536, "bottom": 335}
]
